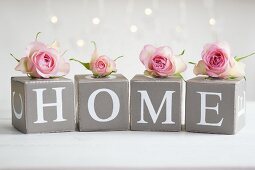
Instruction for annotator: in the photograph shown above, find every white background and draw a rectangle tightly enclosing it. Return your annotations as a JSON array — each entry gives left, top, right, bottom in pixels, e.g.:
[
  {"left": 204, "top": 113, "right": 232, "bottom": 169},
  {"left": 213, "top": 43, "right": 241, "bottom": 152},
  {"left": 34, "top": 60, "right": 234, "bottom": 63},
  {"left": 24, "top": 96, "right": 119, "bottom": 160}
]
[{"left": 1, "top": 0, "right": 255, "bottom": 113}]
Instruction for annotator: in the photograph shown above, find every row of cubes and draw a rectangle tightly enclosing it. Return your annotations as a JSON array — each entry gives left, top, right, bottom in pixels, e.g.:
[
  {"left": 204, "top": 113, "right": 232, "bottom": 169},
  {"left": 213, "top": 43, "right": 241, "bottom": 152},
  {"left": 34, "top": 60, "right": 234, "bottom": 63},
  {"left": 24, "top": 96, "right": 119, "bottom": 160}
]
[{"left": 11, "top": 74, "right": 246, "bottom": 134}]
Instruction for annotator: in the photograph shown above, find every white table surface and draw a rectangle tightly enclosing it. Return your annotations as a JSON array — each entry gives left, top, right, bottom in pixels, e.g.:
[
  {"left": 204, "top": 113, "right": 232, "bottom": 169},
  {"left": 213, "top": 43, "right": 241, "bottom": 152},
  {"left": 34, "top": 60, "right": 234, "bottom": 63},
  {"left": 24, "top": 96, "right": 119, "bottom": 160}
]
[{"left": 0, "top": 102, "right": 255, "bottom": 170}]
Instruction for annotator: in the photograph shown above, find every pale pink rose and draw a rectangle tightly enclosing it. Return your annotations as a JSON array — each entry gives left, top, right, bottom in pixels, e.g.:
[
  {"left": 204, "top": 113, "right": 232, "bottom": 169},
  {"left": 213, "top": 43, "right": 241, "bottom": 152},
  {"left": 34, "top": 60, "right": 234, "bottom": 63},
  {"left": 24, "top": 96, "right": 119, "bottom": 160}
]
[
  {"left": 194, "top": 41, "right": 245, "bottom": 78},
  {"left": 139, "top": 45, "right": 187, "bottom": 77},
  {"left": 70, "top": 41, "right": 119, "bottom": 78},
  {"left": 90, "top": 55, "right": 117, "bottom": 77},
  {"left": 15, "top": 41, "right": 70, "bottom": 78}
]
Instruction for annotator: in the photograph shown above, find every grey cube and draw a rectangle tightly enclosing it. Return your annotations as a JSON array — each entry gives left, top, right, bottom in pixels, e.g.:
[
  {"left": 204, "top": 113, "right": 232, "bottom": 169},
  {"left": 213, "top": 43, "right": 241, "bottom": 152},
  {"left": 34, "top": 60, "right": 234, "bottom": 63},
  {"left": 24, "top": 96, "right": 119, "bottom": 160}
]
[
  {"left": 130, "top": 74, "right": 183, "bottom": 131},
  {"left": 185, "top": 76, "right": 246, "bottom": 135},
  {"left": 75, "top": 74, "right": 129, "bottom": 131},
  {"left": 11, "top": 77, "right": 75, "bottom": 133}
]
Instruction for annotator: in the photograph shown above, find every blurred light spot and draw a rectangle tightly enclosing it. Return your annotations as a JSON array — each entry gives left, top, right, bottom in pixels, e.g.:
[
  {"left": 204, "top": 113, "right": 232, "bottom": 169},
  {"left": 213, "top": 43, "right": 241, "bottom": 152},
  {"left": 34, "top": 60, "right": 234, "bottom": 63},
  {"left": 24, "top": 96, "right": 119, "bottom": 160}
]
[
  {"left": 130, "top": 25, "right": 138, "bottom": 33},
  {"left": 175, "top": 25, "right": 182, "bottom": 33},
  {"left": 50, "top": 16, "right": 58, "bottom": 24},
  {"left": 144, "top": 8, "right": 152, "bottom": 15},
  {"left": 76, "top": 39, "right": 85, "bottom": 47},
  {"left": 209, "top": 18, "right": 216, "bottom": 26},
  {"left": 92, "top": 17, "right": 100, "bottom": 25}
]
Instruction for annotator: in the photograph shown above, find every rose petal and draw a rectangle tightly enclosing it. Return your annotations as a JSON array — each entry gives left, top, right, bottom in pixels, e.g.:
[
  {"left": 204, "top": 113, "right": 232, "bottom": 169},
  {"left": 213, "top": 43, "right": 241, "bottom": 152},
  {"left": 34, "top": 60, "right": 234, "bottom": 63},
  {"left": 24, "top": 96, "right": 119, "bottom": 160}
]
[
  {"left": 224, "top": 61, "right": 245, "bottom": 78},
  {"left": 154, "top": 46, "right": 173, "bottom": 58},
  {"left": 139, "top": 44, "right": 157, "bottom": 68},
  {"left": 57, "top": 57, "right": 70, "bottom": 76},
  {"left": 207, "top": 70, "right": 222, "bottom": 78},
  {"left": 90, "top": 55, "right": 109, "bottom": 76},
  {"left": 200, "top": 41, "right": 233, "bottom": 78},
  {"left": 107, "top": 58, "right": 117, "bottom": 73},
  {"left": 149, "top": 46, "right": 175, "bottom": 75},
  {"left": 24, "top": 55, "right": 42, "bottom": 78},
  {"left": 49, "top": 41, "right": 60, "bottom": 51},
  {"left": 216, "top": 41, "right": 231, "bottom": 57},
  {"left": 26, "top": 41, "right": 47, "bottom": 58},
  {"left": 155, "top": 71, "right": 169, "bottom": 77},
  {"left": 202, "top": 41, "right": 231, "bottom": 59},
  {"left": 91, "top": 49, "right": 99, "bottom": 62},
  {"left": 90, "top": 43, "right": 100, "bottom": 63},
  {"left": 174, "top": 56, "right": 187, "bottom": 74},
  {"left": 31, "top": 51, "right": 57, "bottom": 76},
  {"left": 34, "top": 68, "right": 51, "bottom": 78},
  {"left": 15, "top": 57, "right": 28, "bottom": 74},
  {"left": 194, "top": 60, "right": 207, "bottom": 76}
]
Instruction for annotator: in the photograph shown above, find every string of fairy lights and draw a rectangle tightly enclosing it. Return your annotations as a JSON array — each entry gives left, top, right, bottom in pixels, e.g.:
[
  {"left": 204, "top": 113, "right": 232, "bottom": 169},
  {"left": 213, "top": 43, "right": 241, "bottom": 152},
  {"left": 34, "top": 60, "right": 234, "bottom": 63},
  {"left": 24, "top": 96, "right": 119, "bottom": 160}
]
[{"left": 48, "top": 0, "right": 217, "bottom": 47}]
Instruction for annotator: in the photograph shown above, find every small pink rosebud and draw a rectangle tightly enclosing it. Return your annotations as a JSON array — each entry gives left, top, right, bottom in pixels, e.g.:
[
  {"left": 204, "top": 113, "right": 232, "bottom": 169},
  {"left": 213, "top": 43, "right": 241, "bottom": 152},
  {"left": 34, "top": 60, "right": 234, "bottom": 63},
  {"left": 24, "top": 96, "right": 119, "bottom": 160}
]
[{"left": 90, "top": 55, "right": 117, "bottom": 77}]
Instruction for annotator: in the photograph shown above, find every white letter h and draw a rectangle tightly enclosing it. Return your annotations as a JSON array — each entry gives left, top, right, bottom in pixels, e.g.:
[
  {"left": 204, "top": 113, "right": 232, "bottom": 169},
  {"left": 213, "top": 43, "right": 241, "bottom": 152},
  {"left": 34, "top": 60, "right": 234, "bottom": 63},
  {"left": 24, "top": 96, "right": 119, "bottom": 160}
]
[{"left": 33, "top": 87, "right": 66, "bottom": 124}]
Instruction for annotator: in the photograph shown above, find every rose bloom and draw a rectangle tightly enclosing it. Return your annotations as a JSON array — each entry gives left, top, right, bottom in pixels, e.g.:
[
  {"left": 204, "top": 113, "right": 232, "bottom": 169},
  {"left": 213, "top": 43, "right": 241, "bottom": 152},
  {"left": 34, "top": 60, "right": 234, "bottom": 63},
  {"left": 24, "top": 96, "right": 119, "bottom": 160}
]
[
  {"left": 90, "top": 55, "right": 117, "bottom": 77},
  {"left": 194, "top": 41, "right": 245, "bottom": 78},
  {"left": 15, "top": 41, "right": 70, "bottom": 78},
  {"left": 139, "top": 45, "right": 187, "bottom": 77}
]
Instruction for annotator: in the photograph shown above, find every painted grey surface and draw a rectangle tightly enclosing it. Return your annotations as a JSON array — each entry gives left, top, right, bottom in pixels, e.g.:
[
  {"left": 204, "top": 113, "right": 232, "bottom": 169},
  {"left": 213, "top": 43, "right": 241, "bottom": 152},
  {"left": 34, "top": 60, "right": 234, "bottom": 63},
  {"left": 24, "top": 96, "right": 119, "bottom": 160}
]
[
  {"left": 75, "top": 74, "right": 129, "bottom": 131},
  {"left": 235, "top": 78, "right": 246, "bottom": 133},
  {"left": 185, "top": 76, "right": 246, "bottom": 135},
  {"left": 11, "top": 77, "right": 75, "bottom": 133},
  {"left": 130, "top": 74, "right": 183, "bottom": 131}
]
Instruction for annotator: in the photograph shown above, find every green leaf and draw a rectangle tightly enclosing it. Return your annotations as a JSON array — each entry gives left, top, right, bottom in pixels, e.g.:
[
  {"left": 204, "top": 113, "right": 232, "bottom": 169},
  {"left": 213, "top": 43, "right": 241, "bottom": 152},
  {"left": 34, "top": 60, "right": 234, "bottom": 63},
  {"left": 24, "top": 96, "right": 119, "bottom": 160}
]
[
  {"left": 27, "top": 74, "right": 37, "bottom": 79},
  {"left": 235, "top": 52, "right": 255, "bottom": 62},
  {"left": 10, "top": 53, "right": 20, "bottom": 62},
  {"left": 228, "top": 76, "right": 237, "bottom": 80},
  {"left": 92, "top": 74, "right": 100, "bottom": 78},
  {"left": 84, "top": 63, "right": 90, "bottom": 70},
  {"left": 174, "top": 73, "right": 181, "bottom": 77},
  {"left": 188, "top": 61, "right": 196, "bottom": 65},
  {"left": 144, "top": 70, "right": 151, "bottom": 77},
  {"left": 114, "top": 56, "right": 124, "bottom": 61},
  {"left": 69, "top": 58, "right": 90, "bottom": 70},
  {"left": 35, "top": 32, "right": 42, "bottom": 41},
  {"left": 49, "top": 75, "right": 65, "bottom": 79},
  {"left": 174, "top": 73, "right": 186, "bottom": 82},
  {"left": 143, "top": 70, "right": 150, "bottom": 76},
  {"left": 93, "top": 74, "right": 109, "bottom": 78},
  {"left": 177, "top": 49, "right": 185, "bottom": 56}
]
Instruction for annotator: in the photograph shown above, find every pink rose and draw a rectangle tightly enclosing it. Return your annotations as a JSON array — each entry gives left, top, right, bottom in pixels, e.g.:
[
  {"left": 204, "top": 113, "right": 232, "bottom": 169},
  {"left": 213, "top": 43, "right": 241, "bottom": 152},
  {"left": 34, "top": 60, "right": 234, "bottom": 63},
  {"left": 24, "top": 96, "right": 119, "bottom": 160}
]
[
  {"left": 15, "top": 41, "right": 70, "bottom": 78},
  {"left": 194, "top": 41, "right": 245, "bottom": 78},
  {"left": 90, "top": 55, "right": 117, "bottom": 77},
  {"left": 140, "top": 45, "right": 187, "bottom": 77}
]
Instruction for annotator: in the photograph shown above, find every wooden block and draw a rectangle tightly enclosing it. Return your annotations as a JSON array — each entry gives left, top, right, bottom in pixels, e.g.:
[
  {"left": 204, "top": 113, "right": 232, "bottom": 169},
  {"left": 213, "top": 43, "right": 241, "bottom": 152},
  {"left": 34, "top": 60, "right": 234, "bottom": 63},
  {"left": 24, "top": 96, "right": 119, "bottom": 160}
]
[
  {"left": 185, "top": 76, "right": 246, "bottom": 134},
  {"left": 11, "top": 77, "right": 75, "bottom": 133},
  {"left": 130, "top": 74, "right": 183, "bottom": 131},
  {"left": 75, "top": 74, "right": 129, "bottom": 131}
]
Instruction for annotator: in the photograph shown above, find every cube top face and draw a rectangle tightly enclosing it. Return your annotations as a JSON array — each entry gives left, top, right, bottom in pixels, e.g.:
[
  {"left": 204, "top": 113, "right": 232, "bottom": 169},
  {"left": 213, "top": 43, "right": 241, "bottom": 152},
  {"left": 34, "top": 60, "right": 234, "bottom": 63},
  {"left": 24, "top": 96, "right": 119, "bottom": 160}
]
[
  {"left": 75, "top": 74, "right": 128, "bottom": 83},
  {"left": 131, "top": 74, "right": 182, "bottom": 83},
  {"left": 11, "top": 76, "right": 75, "bottom": 133},
  {"left": 11, "top": 76, "right": 72, "bottom": 84},
  {"left": 76, "top": 74, "right": 129, "bottom": 131},
  {"left": 130, "top": 74, "right": 183, "bottom": 132},
  {"left": 185, "top": 76, "right": 246, "bottom": 135},
  {"left": 187, "top": 76, "right": 243, "bottom": 84}
]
